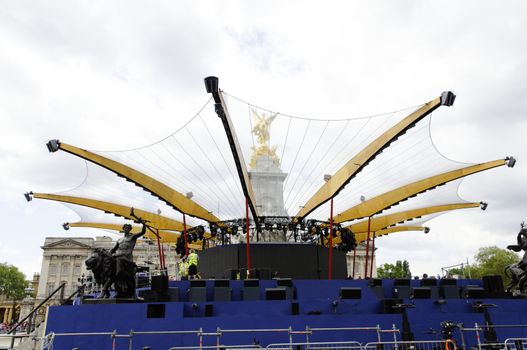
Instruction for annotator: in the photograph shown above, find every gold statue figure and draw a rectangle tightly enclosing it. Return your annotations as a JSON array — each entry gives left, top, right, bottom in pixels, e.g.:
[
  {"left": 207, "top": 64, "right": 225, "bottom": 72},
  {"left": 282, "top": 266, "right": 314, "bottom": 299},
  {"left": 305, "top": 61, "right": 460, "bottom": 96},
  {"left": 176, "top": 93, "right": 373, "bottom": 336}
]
[{"left": 250, "top": 109, "right": 280, "bottom": 168}]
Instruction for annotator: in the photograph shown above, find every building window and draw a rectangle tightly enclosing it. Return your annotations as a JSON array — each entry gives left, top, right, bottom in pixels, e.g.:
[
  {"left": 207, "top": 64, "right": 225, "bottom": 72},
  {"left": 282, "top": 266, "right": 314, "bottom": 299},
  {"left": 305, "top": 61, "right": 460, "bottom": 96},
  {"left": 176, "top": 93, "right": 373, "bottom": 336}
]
[
  {"left": 49, "top": 264, "right": 57, "bottom": 276},
  {"left": 61, "top": 263, "right": 70, "bottom": 275},
  {"left": 74, "top": 264, "right": 81, "bottom": 276},
  {"left": 47, "top": 283, "right": 55, "bottom": 296}
]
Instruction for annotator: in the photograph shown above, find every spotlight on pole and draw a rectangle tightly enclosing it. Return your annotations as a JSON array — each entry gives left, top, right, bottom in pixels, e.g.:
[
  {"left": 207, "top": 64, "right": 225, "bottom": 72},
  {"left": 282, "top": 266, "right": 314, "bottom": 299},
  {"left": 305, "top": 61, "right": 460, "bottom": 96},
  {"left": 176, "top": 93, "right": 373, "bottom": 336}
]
[
  {"left": 62, "top": 223, "right": 70, "bottom": 230},
  {"left": 480, "top": 202, "right": 488, "bottom": 211},
  {"left": 24, "top": 192, "right": 33, "bottom": 202},
  {"left": 424, "top": 227, "right": 430, "bottom": 234},
  {"left": 204, "top": 76, "right": 219, "bottom": 94},
  {"left": 506, "top": 156, "right": 516, "bottom": 168},
  {"left": 46, "top": 139, "right": 60, "bottom": 153},
  {"left": 440, "top": 91, "right": 456, "bottom": 106}
]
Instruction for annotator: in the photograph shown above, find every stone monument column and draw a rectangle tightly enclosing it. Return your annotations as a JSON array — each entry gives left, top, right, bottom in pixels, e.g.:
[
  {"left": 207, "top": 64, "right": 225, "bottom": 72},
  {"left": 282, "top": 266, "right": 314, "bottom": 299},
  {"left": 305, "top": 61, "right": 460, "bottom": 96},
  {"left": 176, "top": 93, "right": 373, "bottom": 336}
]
[{"left": 248, "top": 109, "right": 288, "bottom": 241}]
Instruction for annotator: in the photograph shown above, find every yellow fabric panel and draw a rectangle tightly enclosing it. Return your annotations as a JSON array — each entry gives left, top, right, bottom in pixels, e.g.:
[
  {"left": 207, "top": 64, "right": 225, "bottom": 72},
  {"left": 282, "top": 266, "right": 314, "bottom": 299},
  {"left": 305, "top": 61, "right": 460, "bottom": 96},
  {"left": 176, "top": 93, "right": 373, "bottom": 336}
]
[
  {"left": 331, "top": 225, "right": 425, "bottom": 245},
  {"left": 58, "top": 142, "right": 221, "bottom": 223},
  {"left": 354, "top": 226, "right": 426, "bottom": 243},
  {"left": 67, "top": 222, "right": 181, "bottom": 243},
  {"left": 347, "top": 202, "right": 480, "bottom": 232},
  {"left": 32, "top": 193, "right": 187, "bottom": 231},
  {"left": 334, "top": 159, "right": 506, "bottom": 224},
  {"left": 295, "top": 97, "right": 442, "bottom": 220}
]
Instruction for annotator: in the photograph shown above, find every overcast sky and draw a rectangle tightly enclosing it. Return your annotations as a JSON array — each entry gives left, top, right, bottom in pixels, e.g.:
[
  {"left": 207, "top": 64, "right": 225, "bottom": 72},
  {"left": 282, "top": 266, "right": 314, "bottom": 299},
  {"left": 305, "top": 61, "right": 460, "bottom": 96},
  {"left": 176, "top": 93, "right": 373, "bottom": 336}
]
[{"left": 1, "top": 1, "right": 526, "bottom": 278}]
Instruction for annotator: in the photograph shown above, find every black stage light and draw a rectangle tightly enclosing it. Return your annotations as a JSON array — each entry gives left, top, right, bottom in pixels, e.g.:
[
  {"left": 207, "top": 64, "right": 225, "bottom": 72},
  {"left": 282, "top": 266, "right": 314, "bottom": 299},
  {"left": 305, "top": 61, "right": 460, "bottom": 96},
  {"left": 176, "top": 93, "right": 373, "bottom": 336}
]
[
  {"left": 424, "top": 227, "right": 430, "bottom": 234},
  {"left": 46, "top": 139, "right": 60, "bottom": 152},
  {"left": 440, "top": 91, "right": 456, "bottom": 106},
  {"left": 506, "top": 156, "right": 516, "bottom": 168},
  {"left": 24, "top": 192, "right": 33, "bottom": 202},
  {"left": 480, "top": 202, "right": 488, "bottom": 211},
  {"left": 204, "top": 76, "right": 219, "bottom": 94},
  {"left": 62, "top": 223, "right": 70, "bottom": 230}
]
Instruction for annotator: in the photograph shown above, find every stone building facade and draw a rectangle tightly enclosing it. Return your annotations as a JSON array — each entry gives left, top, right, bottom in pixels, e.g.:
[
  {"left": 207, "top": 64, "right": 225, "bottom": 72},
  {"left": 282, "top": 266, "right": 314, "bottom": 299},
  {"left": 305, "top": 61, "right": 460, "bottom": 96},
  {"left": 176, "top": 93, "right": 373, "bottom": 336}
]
[{"left": 37, "top": 236, "right": 179, "bottom": 300}]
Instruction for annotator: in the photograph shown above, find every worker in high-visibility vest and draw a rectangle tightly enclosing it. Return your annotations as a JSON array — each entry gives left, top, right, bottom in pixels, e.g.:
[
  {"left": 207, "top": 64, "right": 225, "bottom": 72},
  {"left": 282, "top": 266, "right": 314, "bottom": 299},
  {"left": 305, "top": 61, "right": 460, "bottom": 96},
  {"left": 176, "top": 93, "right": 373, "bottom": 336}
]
[
  {"left": 178, "top": 257, "right": 188, "bottom": 280},
  {"left": 187, "top": 250, "right": 199, "bottom": 279}
]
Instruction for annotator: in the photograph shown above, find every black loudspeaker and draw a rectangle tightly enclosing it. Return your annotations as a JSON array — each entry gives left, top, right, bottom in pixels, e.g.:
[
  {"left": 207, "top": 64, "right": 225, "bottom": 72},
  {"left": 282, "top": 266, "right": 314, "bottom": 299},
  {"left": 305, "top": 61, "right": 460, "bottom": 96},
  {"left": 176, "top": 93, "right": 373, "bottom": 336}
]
[
  {"left": 440, "top": 278, "right": 457, "bottom": 286},
  {"left": 147, "top": 304, "right": 166, "bottom": 318},
  {"left": 411, "top": 287, "right": 431, "bottom": 299},
  {"left": 394, "top": 278, "right": 411, "bottom": 286},
  {"left": 226, "top": 269, "right": 238, "bottom": 280},
  {"left": 277, "top": 278, "right": 293, "bottom": 287},
  {"left": 140, "top": 290, "right": 158, "bottom": 302},
  {"left": 382, "top": 298, "right": 403, "bottom": 314},
  {"left": 421, "top": 278, "right": 438, "bottom": 287},
  {"left": 205, "top": 304, "right": 214, "bottom": 317},
  {"left": 483, "top": 275, "right": 505, "bottom": 295},
  {"left": 291, "top": 301, "right": 299, "bottom": 315},
  {"left": 258, "top": 268, "right": 271, "bottom": 280},
  {"left": 151, "top": 275, "right": 168, "bottom": 294},
  {"left": 369, "top": 278, "right": 383, "bottom": 287},
  {"left": 266, "top": 288, "right": 287, "bottom": 300},
  {"left": 340, "top": 287, "right": 362, "bottom": 299},
  {"left": 463, "top": 287, "right": 487, "bottom": 299},
  {"left": 190, "top": 279, "right": 206, "bottom": 288}
]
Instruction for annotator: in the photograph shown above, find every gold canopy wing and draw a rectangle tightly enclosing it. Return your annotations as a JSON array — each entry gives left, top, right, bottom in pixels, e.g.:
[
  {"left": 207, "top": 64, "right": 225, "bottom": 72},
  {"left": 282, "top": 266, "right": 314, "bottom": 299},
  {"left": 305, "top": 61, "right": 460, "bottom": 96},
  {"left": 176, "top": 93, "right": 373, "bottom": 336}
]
[
  {"left": 48, "top": 141, "right": 220, "bottom": 223},
  {"left": 334, "top": 159, "right": 507, "bottom": 224},
  {"left": 66, "top": 222, "right": 181, "bottom": 242},
  {"left": 295, "top": 94, "right": 450, "bottom": 221},
  {"left": 31, "top": 193, "right": 188, "bottom": 231},
  {"left": 347, "top": 202, "right": 481, "bottom": 233}
]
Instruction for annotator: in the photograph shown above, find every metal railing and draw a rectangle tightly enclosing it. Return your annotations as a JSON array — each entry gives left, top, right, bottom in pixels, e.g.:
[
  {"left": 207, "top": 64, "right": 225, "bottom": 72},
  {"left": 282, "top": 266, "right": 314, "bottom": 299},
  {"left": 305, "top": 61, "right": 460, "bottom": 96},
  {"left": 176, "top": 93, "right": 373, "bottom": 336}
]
[
  {"left": 31, "top": 323, "right": 527, "bottom": 350},
  {"left": 37, "top": 325, "right": 398, "bottom": 350}
]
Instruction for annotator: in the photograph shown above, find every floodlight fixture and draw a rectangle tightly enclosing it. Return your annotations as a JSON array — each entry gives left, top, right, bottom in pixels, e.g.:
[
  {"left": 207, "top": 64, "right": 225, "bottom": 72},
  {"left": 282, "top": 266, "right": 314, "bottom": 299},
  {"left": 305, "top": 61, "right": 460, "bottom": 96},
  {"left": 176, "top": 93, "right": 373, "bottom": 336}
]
[
  {"left": 24, "top": 192, "right": 33, "bottom": 202},
  {"left": 204, "top": 76, "right": 219, "bottom": 94},
  {"left": 424, "top": 227, "right": 430, "bottom": 234},
  {"left": 506, "top": 156, "right": 516, "bottom": 168},
  {"left": 360, "top": 195, "right": 366, "bottom": 202},
  {"left": 62, "top": 223, "right": 70, "bottom": 230},
  {"left": 480, "top": 202, "right": 488, "bottom": 211},
  {"left": 46, "top": 139, "right": 60, "bottom": 153},
  {"left": 323, "top": 174, "right": 332, "bottom": 182},
  {"left": 186, "top": 192, "right": 194, "bottom": 199},
  {"left": 440, "top": 91, "right": 456, "bottom": 106}
]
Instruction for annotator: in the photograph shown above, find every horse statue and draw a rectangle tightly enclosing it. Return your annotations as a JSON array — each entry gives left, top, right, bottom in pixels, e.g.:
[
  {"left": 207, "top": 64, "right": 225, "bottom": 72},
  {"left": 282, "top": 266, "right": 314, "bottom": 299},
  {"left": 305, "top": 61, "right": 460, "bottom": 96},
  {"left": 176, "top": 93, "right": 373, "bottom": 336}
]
[
  {"left": 505, "top": 222, "right": 527, "bottom": 293},
  {"left": 85, "top": 247, "right": 137, "bottom": 298}
]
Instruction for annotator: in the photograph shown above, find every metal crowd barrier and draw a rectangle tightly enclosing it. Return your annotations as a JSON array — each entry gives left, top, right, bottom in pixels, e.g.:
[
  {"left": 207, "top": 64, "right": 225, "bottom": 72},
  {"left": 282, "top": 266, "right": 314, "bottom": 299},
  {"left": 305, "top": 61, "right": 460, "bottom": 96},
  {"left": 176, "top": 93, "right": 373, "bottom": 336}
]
[{"left": 32, "top": 323, "right": 527, "bottom": 350}]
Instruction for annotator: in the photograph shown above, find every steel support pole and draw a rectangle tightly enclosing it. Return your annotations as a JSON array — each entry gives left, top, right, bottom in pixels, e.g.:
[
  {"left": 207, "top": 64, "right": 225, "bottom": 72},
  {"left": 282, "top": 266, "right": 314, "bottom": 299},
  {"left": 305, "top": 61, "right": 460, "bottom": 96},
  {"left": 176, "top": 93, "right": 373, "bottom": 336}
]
[
  {"left": 364, "top": 216, "right": 372, "bottom": 278},
  {"left": 183, "top": 213, "right": 189, "bottom": 257},
  {"left": 352, "top": 248, "right": 356, "bottom": 278},
  {"left": 329, "top": 198, "right": 334, "bottom": 280},
  {"left": 246, "top": 197, "right": 251, "bottom": 277},
  {"left": 370, "top": 231, "right": 376, "bottom": 278}
]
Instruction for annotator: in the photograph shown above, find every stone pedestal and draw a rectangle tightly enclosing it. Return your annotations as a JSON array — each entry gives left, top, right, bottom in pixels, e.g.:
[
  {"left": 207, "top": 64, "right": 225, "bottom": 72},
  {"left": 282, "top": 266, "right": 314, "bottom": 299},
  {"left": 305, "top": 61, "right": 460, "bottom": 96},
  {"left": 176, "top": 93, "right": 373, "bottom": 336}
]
[{"left": 249, "top": 156, "right": 288, "bottom": 217}]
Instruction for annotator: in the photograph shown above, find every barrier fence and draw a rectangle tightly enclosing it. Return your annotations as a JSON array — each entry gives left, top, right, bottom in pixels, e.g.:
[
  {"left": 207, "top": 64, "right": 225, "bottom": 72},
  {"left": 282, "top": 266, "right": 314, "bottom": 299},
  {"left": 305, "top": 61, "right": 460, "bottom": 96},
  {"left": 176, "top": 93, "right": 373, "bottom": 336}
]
[{"left": 4, "top": 325, "right": 527, "bottom": 350}]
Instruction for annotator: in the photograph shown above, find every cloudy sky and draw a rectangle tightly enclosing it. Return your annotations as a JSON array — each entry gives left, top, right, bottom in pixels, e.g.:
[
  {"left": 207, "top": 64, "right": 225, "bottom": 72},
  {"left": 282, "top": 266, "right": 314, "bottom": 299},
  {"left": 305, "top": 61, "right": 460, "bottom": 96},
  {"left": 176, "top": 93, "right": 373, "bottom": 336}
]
[{"left": 1, "top": 1, "right": 526, "bottom": 278}]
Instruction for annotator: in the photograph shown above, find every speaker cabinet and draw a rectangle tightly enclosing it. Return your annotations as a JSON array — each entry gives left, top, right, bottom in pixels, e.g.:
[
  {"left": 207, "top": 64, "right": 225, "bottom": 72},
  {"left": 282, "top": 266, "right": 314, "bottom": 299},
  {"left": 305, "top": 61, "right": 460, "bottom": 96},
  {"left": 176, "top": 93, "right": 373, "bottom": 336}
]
[
  {"left": 411, "top": 287, "right": 431, "bottom": 299},
  {"left": 483, "top": 275, "right": 504, "bottom": 295},
  {"left": 340, "top": 287, "right": 362, "bottom": 299},
  {"left": 266, "top": 288, "right": 287, "bottom": 300},
  {"left": 291, "top": 301, "right": 299, "bottom": 315},
  {"left": 147, "top": 304, "right": 166, "bottom": 318},
  {"left": 151, "top": 275, "right": 168, "bottom": 294},
  {"left": 205, "top": 304, "right": 214, "bottom": 317}
]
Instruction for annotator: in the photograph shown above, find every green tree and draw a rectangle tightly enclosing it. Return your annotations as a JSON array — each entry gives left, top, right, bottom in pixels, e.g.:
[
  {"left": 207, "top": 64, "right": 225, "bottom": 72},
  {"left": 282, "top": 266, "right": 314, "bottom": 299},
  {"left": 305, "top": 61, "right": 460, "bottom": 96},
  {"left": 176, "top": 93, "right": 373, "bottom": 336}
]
[
  {"left": 447, "top": 246, "right": 519, "bottom": 286},
  {"left": 0, "top": 263, "right": 28, "bottom": 323},
  {"left": 377, "top": 260, "right": 412, "bottom": 278},
  {"left": 471, "top": 246, "right": 519, "bottom": 285}
]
